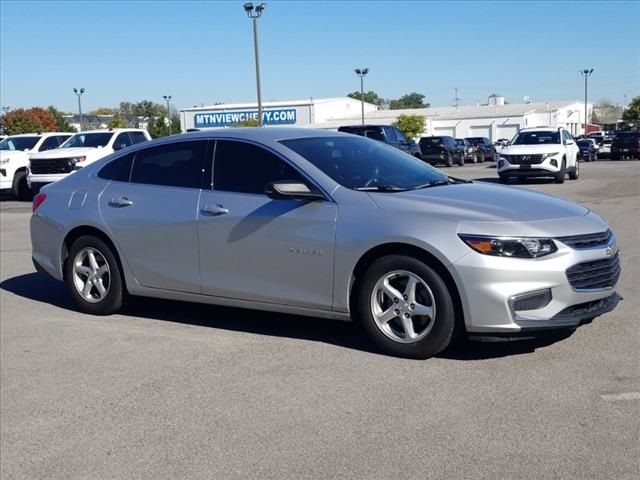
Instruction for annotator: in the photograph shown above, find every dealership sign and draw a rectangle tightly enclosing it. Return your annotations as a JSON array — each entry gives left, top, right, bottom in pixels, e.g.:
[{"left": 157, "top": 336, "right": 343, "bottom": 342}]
[{"left": 194, "top": 109, "right": 297, "bottom": 127}]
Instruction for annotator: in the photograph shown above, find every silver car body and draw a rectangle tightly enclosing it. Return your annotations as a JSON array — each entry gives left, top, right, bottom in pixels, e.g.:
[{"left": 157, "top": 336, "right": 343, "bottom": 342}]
[{"left": 31, "top": 128, "right": 620, "bottom": 334}]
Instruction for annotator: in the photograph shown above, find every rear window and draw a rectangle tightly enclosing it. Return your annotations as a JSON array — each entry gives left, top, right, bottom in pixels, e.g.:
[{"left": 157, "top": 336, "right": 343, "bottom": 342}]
[
  {"left": 419, "top": 137, "right": 446, "bottom": 149},
  {"left": 338, "top": 126, "right": 384, "bottom": 141},
  {"left": 613, "top": 131, "right": 639, "bottom": 139}
]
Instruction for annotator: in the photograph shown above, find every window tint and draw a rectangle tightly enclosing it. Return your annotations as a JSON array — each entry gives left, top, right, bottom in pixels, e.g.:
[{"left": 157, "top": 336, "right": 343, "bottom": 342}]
[
  {"left": 39, "top": 136, "right": 61, "bottom": 151},
  {"left": 214, "top": 140, "right": 304, "bottom": 195},
  {"left": 114, "top": 132, "right": 133, "bottom": 149},
  {"left": 130, "top": 131, "right": 148, "bottom": 144},
  {"left": 394, "top": 128, "right": 408, "bottom": 143},
  {"left": 98, "top": 152, "right": 134, "bottom": 182},
  {"left": 130, "top": 141, "right": 206, "bottom": 188},
  {"left": 382, "top": 126, "right": 396, "bottom": 141}
]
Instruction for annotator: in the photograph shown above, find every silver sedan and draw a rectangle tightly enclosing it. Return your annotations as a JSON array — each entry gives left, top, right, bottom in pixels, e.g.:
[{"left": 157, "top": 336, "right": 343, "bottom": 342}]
[{"left": 30, "top": 128, "right": 621, "bottom": 358}]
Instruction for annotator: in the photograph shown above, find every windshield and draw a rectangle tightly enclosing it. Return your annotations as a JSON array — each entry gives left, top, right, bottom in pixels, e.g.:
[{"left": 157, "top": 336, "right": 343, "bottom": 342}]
[
  {"left": 614, "top": 131, "right": 638, "bottom": 139},
  {"left": 0, "top": 136, "right": 39, "bottom": 151},
  {"left": 280, "top": 135, "right": 448, "bottom": 190},
  {"left": 576, "top": 140, "right": 590, "bottom": 147},
  {"left": 60, "top": 132, "right": 112, "bottom": 148},
  {"left": 511, "top": 131, "right": 560, "bottom": 145}
]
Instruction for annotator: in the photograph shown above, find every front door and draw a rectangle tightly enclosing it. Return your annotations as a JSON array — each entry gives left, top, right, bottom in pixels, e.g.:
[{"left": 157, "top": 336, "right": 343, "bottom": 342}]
[{"left": 197, "top": 140, "right": 337, "bottom": 310}]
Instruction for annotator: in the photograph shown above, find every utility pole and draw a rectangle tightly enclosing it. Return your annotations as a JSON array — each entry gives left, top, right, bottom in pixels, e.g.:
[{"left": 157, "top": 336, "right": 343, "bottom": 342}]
[
  {"left": 163, "top": 95, "right": 172, "bottom": 135},
  {"left": 454, "top": 88, "right": 460, "bottom": 108},
  {"left": 580, "top": 69, "right": 593, "bottom": 135},
  {"left": 73, "top": 88, "right": 85, "bottom": 132},
  {"left": 244, "top": 3, "right": 266, "bottom": 127},
  {"left": 354, "top": 68, "right": 369, "bottom": 127}
]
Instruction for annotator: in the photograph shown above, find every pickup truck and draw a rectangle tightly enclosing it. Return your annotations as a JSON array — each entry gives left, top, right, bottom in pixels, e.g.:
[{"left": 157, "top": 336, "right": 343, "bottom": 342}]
[
  {"left": 28, "top": 128, "right": 150, "bottom": 192},
  {"left": 610, "top": 131, "right": 639, "bottom": 160}
]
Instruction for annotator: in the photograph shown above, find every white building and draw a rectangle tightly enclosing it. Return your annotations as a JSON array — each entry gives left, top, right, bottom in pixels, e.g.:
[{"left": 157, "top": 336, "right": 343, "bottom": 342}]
[{"left": 180, "top": 97, "right": 592, "bottom": 140}]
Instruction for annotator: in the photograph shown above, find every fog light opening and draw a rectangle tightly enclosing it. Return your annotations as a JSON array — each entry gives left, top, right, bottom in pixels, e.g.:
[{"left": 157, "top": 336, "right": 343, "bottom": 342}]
[
  {"left": 550, "top": 159, "right": 558, "bottom": 167},
  {"left": 510, "top": 289, "right": 552, "bottom": 313}
]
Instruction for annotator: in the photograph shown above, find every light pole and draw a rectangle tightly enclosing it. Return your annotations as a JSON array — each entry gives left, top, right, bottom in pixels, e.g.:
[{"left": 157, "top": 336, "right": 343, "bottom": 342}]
[
  {"left": 73, "top": 88, "right": 85, "bottom": 131},
  {"left": 354, "top": 68, "right": 369, "bottom": 127},
  {"left": 163, "top": 95, "right": 172, "bottom": 135},
  {"left": 1, "top": 106, "right": 9, "bottom": 115},
  {"left": 244, "top": 3, "right": 266, "bottom": 127},
  {"left": 580, "top": 69, "right": 593, "bottom": 135}
]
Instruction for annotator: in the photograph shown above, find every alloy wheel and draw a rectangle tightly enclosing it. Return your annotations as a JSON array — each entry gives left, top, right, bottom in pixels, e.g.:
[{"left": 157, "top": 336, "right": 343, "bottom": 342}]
[{"left": 72, "top": 247, "right": 111, "bottom": 303}]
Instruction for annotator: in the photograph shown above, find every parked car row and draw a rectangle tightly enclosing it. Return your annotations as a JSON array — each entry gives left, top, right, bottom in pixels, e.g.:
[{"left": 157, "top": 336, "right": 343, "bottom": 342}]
[{"left": 0, "top": 128, "right": 151, "bottom": 199}]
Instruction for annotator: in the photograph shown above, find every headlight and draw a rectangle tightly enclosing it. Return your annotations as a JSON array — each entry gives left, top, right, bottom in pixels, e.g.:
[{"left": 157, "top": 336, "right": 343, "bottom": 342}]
[
  {"left": 542, "top": 152, "right": 560, "bottom": 160},
  {"left": 70, "top": 156, "right": 86, "bottom": 164},
  {"left": 458, "top": 234, "right": 557, "bottom": 258}
]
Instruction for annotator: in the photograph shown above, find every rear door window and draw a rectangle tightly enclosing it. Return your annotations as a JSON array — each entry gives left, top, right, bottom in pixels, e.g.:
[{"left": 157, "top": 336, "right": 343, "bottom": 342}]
[
  {"left": 114, "top": 132, "right": 133, "bottom": 149},
  {"left": 130, "top": 140, "right": 207, "bottom": 189},
  {"left": 98, "top": 152, "right": 134, "bottom": 182},
  {"left": 131, "top": 131, "right": 149, "bottom": 144},
  {"left": 38, "top": 136, "right": 61, "bottom": 151}
]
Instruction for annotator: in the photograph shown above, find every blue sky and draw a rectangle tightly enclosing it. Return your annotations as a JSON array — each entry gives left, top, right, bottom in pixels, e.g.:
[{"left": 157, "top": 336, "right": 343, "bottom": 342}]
[{"left": 1, "top": 0, "right": 639, "bottom": 113}]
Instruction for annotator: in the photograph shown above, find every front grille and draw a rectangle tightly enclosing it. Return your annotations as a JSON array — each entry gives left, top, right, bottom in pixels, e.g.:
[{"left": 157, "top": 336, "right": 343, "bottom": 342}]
[
  {"left": 566, "top": 253, "right": 621, "bottom": 290},
  {"left": 30, "top": 158, "right": 73, "bottom": 175},
  {"left": 557, "top": 230, "right": 612, "bottom": 249},
  {"left": 503, "top": 154, "right": 544, "bottom": 165}
]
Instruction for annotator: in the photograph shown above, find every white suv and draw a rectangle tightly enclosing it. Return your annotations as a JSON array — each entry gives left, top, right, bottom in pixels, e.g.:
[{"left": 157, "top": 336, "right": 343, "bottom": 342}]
[
  {"left": 28, "top": 128, "right": 150, "bottom": 192},
  {"left": 497, "top": 127, "right": 580, "bottom": 184},
  {"left": 0, "top": 132, "right": 73, "bottom": 200}
]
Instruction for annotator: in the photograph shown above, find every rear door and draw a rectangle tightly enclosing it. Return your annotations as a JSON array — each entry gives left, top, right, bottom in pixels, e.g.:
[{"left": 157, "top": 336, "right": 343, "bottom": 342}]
[
  {"left": 197, "top": 139, "right": 337, "bottom": 310},
  {"left": 99, "top": 140, "right": 208, "bottom": 293}
]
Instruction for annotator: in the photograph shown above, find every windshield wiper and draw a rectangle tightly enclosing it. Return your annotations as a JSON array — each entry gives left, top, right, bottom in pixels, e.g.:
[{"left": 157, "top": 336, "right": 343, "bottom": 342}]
[
  {"left": 412, "top": 176, "right": 471, "bottom": 190},
  {"left": 355, "top": 185, "right": 409, "bottom": 192}
]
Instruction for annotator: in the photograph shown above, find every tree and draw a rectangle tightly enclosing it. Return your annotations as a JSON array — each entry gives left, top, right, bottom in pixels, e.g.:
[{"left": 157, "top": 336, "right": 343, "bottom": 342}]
[
  {"left": 107, "top": 117, "right": 128, "bottom": 128},
  {"left": 47, "top": 106, "right": 74, "bottom": 132},
  {"left": 0, "top": 107, "right": 58, "bottom": 135},
  {"left": 91, "top": 107, "right": 116, "bottom": 115},
  {"left": 133, "top": 100, "right": 167, "bottom": 118},
  {"left": 347, "top": 90, "right": 382, "bottom": 105},
  {"left": 231, "top": 118, "right": 259, "bottom": 127},
  {"left": 592, "top": 99, "right": 619, "bottom": 125},
  {"left": 390, "top": 92, "right": 430, "bottom": 110},
  {"left": 393, "top": 114, "right": 426, "bottom": 140},
  {"left": 146, "top": 114, "right": 181, "bottom": 138},
  {"left": 622, "top": 96, "right": 640, "bottom": 126}
]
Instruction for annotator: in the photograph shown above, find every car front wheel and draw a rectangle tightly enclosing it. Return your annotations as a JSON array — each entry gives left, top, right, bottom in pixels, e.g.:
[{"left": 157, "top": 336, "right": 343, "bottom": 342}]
[
  {"left": 65, "top": 235, "right": 124, "bottom": 315},
  {"left": 569, "top": 159, "right": 579, "bottom": 180},
  {"left": 554, "top": 159, "right": 566, "bottom": 183},
  {"left": 11, "top": 170, "right": 32, "bottom": 201},
  {"left": 356, "top": 255, "right": 455, "bottom": 359}
]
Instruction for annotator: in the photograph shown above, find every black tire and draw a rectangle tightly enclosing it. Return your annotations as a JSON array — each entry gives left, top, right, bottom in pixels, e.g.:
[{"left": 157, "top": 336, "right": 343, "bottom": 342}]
[
  {"left": 554, "top": 159, "right": 566, "bottom": 183},
  {"left": 356, "top": 255, "right": 456, "bottom": 359},
  {"left": 414, "top": 153, "right": 422, "bottom": 161},
  {"left": 479, "top": 151, "right": 485, "bottom": 163},
  {"left": 445, "top": 153, "right": 453, "bottom": 167},
  {"left": 471, "top": 153, "right": 478, "bottom": 164},
  {"left": 457, "top": 152, "right": 464, "bottom": 166},
  {"left": 498, "top": 175, "right": 509, "bottom": 184},
  {"left": 569, "top": 159, "right": 579, "bottom": 180},
  {"left": 64, "top": 235, "right": 124, "bottom": 315},
  {"left": 11, "top": 170, "right": 32, "bottom": 201}
]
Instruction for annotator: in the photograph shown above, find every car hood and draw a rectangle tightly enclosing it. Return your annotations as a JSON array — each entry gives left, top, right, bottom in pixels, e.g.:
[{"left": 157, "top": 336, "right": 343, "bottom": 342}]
[
  {"left": 367, "top": 182, "right": 607, "bottom": 237},
  {"left": 29, "top": 147, "right": 103, "bottom": 159},
  {"left": 500, "top": 144, "right": 564, "bottom": 155},
  {"left": 0, "top": 150, "right": 28, "bottom": 161}
]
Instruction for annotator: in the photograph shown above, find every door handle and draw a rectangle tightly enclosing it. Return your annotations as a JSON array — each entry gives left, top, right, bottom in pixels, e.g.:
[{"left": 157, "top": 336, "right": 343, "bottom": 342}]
[
  {"left": 108, "top": 196, "right": 133, "bottom": 208},
  {"left": 200, "top": 204, "right": 229, "bottom": 216}
]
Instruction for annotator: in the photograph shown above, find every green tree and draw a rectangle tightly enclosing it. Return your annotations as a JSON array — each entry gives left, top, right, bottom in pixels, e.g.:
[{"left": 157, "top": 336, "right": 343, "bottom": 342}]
[
  {"left": 147, "top": 114, "right": 181, "bottom": 138},
  {"left": 622, "top": 96, "right": 640, "bottom": 126},
  {"left": 0, "top": 108, "right": 58, "bottom": 135},
  {"left": 91, "top": 107, "right": 116, "bottom": 115},
  {"left": 231, "top": 118, "right": 259, "bottom": 127},
  {"left": 347, "top": 90, "right": 382, "bottom": 105},
  {"left": 107, "top": 117, "right": 128, "bottom": 128},
  {"left": 390, "top": 92, "right": 430, "bottom": 110},
  {"left": 47, "top": 106, "right": 74, "bottom": 132},
  {"left": 133, "top": 100, "right": 167, "bottom": 118},
  {"left": 393, "top": 114, "right": 426, "bottom": 140}
]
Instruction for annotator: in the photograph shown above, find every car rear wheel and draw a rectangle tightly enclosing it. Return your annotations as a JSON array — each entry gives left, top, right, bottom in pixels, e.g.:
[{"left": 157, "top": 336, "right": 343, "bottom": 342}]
[
  {"left": 554, "top": 159, "right": 566, "bottom": 183},
  {"left": 471, "top": 153, "right": 478, "bottom": 164},
  {"left": 356, "top": 255, "right": 455, "bottom": 359},
  {"left": 479, "top": 151, "right": 485, "bottom": 163},
  {"left": 445, "top": 153, "right": 453, "bottom": 167},
  {"left": 457, "top": 152, "right": 464, "bottom": 166},
  {"left": 11, "top": 170, "right": 32, "bottom": 201},
  {"left": 65, "top": 235, "right": 124, "bottom": 315}
]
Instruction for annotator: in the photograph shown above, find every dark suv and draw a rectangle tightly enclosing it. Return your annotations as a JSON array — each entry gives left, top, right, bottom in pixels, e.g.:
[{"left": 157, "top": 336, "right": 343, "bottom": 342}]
[
  {"left": 455, "top": 138, "right": 479, "bottom": 163},
  {"left": 611, "top": 131, "right": 640, "bottom": 160},
  {"left": 419, "top": 136, "right": 463, "bottom": 167},
  {"left": 465, "top": 137, "right": 496, "bottom": 162},
  {"left": 337, "top": 125, "right": 422, "bottom": 159}
]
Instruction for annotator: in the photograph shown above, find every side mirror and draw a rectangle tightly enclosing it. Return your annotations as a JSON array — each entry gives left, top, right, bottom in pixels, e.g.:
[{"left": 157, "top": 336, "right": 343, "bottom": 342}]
[
  {"left": 565, "top": 140, "right": 575, "bottom": 145},
  {"left": 265, "top": 181, "right": 324, "bottom": 201},
  {"left": 113, "top": 143, "right": 127, "bottom": 151}
]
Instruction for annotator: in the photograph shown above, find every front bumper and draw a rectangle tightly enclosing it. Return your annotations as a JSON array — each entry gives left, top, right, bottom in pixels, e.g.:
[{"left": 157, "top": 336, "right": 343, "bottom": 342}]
[
  {"left": 497, "top": 156, "right": 562, "bottom": 177},
  {"left": 27, "top": 173, "right": 68, "bottom": 188},
  {"left": 451, "top": 238, "right": 621, "bottom": 334}
]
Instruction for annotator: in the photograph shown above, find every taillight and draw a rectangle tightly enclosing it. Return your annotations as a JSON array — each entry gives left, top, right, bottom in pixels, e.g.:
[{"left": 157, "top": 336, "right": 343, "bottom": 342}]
[{"left": 33, "top": 192, "right": 47, "bottom": 212}]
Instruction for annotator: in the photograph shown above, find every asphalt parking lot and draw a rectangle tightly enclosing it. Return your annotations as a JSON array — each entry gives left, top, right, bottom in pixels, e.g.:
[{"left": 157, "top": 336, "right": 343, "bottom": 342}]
[{"left": 1, "top": 160, "right": 638, "bottom": 479}]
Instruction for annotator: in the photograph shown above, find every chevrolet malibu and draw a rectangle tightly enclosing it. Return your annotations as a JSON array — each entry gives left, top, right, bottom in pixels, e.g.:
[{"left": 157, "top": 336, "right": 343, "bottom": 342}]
[{"left": 30, "top": 128, "right": 621, "bottom": 358}]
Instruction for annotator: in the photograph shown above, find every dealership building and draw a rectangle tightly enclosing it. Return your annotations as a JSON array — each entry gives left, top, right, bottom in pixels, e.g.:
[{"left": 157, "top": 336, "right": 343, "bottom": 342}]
[{"left": 180, "top": 97, "right": 592, "bottom": 140}]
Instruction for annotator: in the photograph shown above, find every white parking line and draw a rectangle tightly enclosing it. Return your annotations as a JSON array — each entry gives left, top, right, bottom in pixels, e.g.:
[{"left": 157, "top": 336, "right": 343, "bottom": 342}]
[{"left": 599, "top": 392, "right": 640, "bottom": 402}]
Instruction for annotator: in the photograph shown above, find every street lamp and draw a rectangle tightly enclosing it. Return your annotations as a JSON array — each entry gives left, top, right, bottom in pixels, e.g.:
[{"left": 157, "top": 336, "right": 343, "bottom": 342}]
[
  {"left": 1, "top": 106, "right": 9, "bottom": 115},
  {"left": 244, "top": 3, "right": 266, "bottom": 127},
  {"left": 354, "top": 68, "right": 369, "bottom": 127},
  {"left": 163, "top": 95, "right": 172, "bottom": 135},
  {"left": 73, "top": 88, "right": 85, "bottom": 131},
  {"left": 580, "top": 69, "right": 593, "bottom": 135}
]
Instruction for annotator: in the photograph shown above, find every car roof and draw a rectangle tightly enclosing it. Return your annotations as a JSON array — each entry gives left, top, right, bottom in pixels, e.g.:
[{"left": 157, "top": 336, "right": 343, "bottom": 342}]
[
  {"left": 176, "top": 127, "right": 353, "bottom": 142},
  {"left": 518, "top": 127, "right": 560, "bottom": 132},
  {"left": 75, "top": 128, "right": 147, "bottom": 134},
  {"left": 7, "top": 133, "right": 40, "bottom": 138}
]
